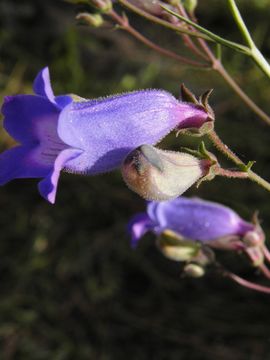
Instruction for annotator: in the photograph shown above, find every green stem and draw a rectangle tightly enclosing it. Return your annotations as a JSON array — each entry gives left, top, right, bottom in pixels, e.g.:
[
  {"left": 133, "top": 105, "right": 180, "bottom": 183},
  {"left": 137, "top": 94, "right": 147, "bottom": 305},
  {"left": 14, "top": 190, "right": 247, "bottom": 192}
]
[
  {"left": 161, "top": 5, "right": 249, "bottom": 54},
  {"left": 165, "top": 3, "right": 270, "bottom": 79},
  {"left": 208, "top": 130, "right": 270, "bottom": 193},
  {"left": 250, "top": 47, "right": 270, "bottom": 79},
  {"left": 227, "top": 0, "right": 270, "bottom": 78},
  {"left": 227, "top": 0, "right": 254, "bottom": 48}
]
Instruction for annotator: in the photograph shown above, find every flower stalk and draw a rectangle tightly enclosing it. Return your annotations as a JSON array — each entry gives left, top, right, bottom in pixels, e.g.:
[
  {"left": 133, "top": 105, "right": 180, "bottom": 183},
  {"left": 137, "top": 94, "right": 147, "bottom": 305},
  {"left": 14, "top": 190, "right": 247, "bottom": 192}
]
[{"left": 208, "top": 130, "right": 270, "bottom": 193}]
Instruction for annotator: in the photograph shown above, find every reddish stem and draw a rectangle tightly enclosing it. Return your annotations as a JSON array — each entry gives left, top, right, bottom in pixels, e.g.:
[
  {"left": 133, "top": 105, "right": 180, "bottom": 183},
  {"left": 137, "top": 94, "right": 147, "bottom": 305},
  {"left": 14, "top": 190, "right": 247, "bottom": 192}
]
[
  {"left": 225, "top": 271, "right": 270, "bottom": 294},
  {"left": 176, "top": 3, "right": 209, "bottom": 60},
  {"left": 262, "top": 245, "right": 270, "bottom": 264},
  {"left": 214, "top": 166, "right": 248, "bottom": 179},
  {"left": 109, "top": 10, "right": 207, "bottom": 67}
]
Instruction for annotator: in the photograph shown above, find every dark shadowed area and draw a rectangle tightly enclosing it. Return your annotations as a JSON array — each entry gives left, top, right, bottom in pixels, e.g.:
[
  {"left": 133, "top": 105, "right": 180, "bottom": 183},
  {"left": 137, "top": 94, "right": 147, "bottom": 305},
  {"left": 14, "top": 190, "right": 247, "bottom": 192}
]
[{"left": 0, "top": 0, "right": 270, "bottom": 359}]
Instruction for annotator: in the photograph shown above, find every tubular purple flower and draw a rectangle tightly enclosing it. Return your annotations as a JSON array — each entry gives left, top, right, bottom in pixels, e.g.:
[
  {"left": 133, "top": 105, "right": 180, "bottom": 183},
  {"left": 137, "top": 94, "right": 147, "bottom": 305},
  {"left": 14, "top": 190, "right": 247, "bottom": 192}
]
[
  {"left": 0, "top": 67, "right": 208, "bottom": 203},
  {"left": 128, "top": 197, "right": 262, "bottom": 248}
]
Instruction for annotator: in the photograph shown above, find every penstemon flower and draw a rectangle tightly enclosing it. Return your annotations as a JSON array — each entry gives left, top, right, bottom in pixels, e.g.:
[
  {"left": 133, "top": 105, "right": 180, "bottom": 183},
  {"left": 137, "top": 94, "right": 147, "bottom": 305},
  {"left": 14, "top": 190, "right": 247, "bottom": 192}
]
[
  {"left": 128, "top": 196, "right": 264, "bottom": 249},
  {"left": 0, "top": 67, "right": 209, "bottom": 203}
]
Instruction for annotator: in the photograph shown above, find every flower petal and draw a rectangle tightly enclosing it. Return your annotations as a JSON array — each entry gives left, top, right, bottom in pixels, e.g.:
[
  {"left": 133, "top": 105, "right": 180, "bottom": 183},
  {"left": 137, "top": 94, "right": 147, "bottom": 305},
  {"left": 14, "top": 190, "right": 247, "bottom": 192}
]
[
  {"left": 0, "top": 145, "right": 50, "bottom": 185},
  {"left": 55, "top": 95, "right": 73, "bottom": 109},
  {"left": 33, "top": 67, "right": 72, "bottom": 109},
  {"left": 57, "top": 90, "right": 204, "bottom": 174},
  {"left": 38, "top": 148, "right": 82, "bottom": 204},
  {"left": 33, "top": 67, "right": 56, "bottom": 104},
  {"left": 147, "top": 197, "right": 254, "bottom": 241},
  {"left": 128, "top": 212, "right": 153, "bottom": 247},
  {"left": 2, "top": 95, "right": 59, "bottom": 143}
]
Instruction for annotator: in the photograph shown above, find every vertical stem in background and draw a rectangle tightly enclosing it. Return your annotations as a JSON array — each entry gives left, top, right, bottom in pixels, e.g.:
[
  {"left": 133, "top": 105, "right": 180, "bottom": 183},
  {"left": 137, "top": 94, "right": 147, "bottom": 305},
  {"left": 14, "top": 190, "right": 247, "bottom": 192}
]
[
  {"left": 227, "top": 0, "right": 254, "bottom": 48},
  {"left": 227, "top": 0, "right": 270, "bottom": 78}
]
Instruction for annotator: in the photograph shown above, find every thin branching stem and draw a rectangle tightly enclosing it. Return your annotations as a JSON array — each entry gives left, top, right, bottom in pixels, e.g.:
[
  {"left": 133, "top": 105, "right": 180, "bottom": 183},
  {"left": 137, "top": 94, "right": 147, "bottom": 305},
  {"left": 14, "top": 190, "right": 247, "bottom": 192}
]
[
  {"left": 227, "top": 0, "right": 270, "bottom": 78},
  {"left": 109, "top": 10, "right": 208, "bottom": 67},
  {"left": 225, "top": 271, "right": 270, "bottom": 294},
  {"left": 117, "top": 0, "right": 212, "bottom": 40},
  {"left": 179, "top": 5, "right": 270, "bottom": 125}
]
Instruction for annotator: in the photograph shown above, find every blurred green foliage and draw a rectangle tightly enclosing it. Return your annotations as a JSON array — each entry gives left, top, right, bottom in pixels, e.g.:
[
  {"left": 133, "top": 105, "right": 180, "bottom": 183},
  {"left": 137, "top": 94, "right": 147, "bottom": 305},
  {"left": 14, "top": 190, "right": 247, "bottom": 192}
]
[{"left": 0, "top": 0, "right": 270, "bottom": 359}]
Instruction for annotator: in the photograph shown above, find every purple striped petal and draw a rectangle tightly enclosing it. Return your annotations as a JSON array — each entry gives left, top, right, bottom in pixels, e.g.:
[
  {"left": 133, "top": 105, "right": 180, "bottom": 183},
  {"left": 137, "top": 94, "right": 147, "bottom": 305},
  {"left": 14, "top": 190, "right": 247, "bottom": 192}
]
[
  {"left": 38, "top": 148, "right": 82, "bottom": 204},
  {"left": 0, "top": 145, "right": 50, "bottom": 185},
  {"left": 33, "top": 67, "right": 72, "bottom": 109},
  {"left": 33, "top": 67, "right": 56, "bottom": 104},
  {"left": 2, "top": 95, "right": 59, "bottom": 143}
]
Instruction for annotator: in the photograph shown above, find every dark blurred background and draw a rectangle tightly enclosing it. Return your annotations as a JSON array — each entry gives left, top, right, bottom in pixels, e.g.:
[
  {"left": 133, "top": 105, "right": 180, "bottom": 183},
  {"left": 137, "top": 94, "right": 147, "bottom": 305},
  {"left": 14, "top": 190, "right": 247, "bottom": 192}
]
[{"left": 0, "top": 0, "right": 270, "bottom": 359}]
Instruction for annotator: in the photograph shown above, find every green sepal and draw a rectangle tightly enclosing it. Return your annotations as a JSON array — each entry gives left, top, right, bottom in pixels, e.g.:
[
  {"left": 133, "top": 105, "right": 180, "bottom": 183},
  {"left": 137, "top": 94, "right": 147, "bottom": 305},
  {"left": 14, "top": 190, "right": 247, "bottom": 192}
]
[
  {"left": 180, "top": 84, "right": 198, "bottom": 105},
  {"left": 177, "top": 120, "right": 214, "bottom": 137},
  {"left": 182, "top": 0, "right": 198, "bottom": 14},
  {"left": 76, "top": 13, "right": 104, "bottom": 27},
  {"left": 238, "top": 160, "right": 256, "bottom": 172}
]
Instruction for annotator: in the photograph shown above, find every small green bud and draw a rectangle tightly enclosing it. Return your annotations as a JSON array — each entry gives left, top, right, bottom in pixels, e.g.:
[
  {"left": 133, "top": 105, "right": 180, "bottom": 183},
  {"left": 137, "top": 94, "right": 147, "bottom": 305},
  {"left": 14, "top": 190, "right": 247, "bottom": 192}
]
[
  {"left": 166, "top": 1, "right": 180, "bottom": 7},
  {"left": 76, "top": 13, "right": 104, "bottom": 27},
  {"left": 128, "top": 0, "right": 163, "bottom": 16},
  {"left": 157, "top": 230, "right": 201, "bottom": 262},
  {"left": 89, "top": 0, "right": 112, "bottom": 13},
  {"left": 183, "top": 263, "right": 205, "bottom": 278},
  {"left": 183, "top": 0, "right": 198, "bottom": 14}
]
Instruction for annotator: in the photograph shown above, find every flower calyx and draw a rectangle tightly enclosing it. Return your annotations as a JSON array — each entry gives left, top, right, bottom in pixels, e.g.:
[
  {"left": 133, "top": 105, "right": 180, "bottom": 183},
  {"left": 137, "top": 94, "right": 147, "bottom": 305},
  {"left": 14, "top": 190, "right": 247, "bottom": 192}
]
[
  {"left": 177, "top": 84, "right": 215, "bottom": 137},
  {"left": 182, "top": 141, "right": 218, "bottom": 187}
]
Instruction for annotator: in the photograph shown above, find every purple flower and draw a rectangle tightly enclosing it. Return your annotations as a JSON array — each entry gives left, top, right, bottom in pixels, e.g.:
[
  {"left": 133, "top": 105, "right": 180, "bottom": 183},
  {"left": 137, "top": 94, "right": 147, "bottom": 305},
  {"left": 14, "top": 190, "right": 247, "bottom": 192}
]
[
  {"left": 128, "top": 197, "right": 261, "bottom": 248},
  {"left": 0, "top": 67, "right": 208, "bottom": 203}
]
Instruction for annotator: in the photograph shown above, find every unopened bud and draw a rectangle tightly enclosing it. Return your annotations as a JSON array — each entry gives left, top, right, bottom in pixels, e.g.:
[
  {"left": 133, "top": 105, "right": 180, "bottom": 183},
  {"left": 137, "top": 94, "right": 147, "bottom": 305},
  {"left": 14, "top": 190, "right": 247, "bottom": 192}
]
[
  {"left": 76, "top": 13, "right": 104, "bottom": 27},
  {"left": 183, "top": 0, "right": 198, "bottom": 14},
  {"left": 121, "top": 145, "right": 209, "bottom": 201},
  {"left": 183, "top": 263, "right": 205, "bottom": 278},
  {"left": 243, "top": 229, "right": 264, "bottom": 247},
  {"left": 157, "top": 230, "right": 201, "bottom": 261},
  {"left": 128, "top": 0, "right": 163, "bottom": 16},
  {"left": 89, "top": 0, "right": 112, "bottom": 12},
  {"left": 166, "top": 0, "right": 180, "bottom": 6}
]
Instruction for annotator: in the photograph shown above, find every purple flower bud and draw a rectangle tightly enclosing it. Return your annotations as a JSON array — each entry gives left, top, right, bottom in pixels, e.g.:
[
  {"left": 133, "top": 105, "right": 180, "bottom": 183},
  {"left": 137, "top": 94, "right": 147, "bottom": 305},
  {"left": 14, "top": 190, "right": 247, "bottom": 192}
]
[
  {"left": 121, "top": 145, "right": 209, "bottom": 201},
  {"left": 128, "top": 196, "right": 261, "bottom": 248},
  {"left": 0, "top": 67, "right": 208, "bottom": 203}
]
